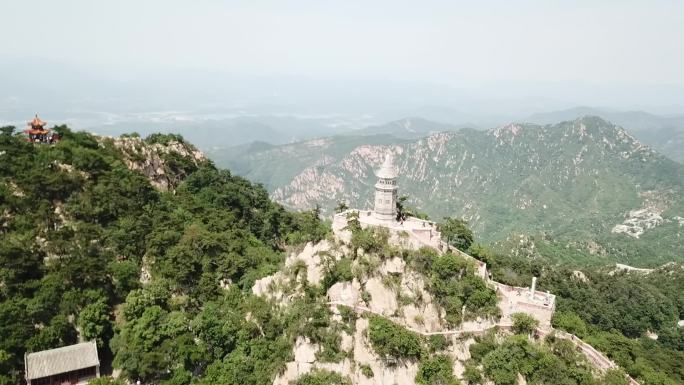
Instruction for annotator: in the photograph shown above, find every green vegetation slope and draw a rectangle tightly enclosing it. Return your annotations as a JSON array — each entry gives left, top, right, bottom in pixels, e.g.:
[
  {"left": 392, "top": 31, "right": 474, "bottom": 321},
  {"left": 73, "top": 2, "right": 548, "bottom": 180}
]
[
  {"left": 1, "top": 125, "right": 682, "bottom": 385},
  {"left": 0, "top": 126, "right": 328, "bottom": 384}
]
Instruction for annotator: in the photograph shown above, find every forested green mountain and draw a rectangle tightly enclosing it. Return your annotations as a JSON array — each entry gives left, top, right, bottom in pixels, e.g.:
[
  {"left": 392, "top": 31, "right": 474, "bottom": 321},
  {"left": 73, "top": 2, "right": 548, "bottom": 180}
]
[
  {"left": 1, "top": 125, "right": 683, "bottom": 385},
  {"left": 0, "top": 127, "right": 328, "bottom": 384},
  {"left": 212, "top": 116, "right": 684, "bottom": 266}
]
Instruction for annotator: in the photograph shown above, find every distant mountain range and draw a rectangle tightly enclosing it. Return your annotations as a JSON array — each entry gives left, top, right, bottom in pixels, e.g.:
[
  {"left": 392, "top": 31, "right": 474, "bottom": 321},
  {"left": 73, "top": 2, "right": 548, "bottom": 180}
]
[
  {"left": 88, "top": 116, "right": 466, "bottom": 150},
  {"left": 189, "top": 108, "right": 684, "bottom": 163},
  {"left": 86, "top": 115, "right": 345, "bottom": 150},
  {"left": 526, "top": 107, "right": 684, "bottom": 162},
  {"left": 350, "top": 117, "right": 465, "bottom": 139},
  {"left": 211, "top": 116, "right": 684, "bottom": 266}
]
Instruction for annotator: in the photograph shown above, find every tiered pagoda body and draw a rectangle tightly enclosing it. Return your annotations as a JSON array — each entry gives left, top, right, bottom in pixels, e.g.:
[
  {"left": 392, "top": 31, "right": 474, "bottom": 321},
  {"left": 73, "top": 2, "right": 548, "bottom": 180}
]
[{"left": 373, "top": 154, "right": 398, "bottom": 221}]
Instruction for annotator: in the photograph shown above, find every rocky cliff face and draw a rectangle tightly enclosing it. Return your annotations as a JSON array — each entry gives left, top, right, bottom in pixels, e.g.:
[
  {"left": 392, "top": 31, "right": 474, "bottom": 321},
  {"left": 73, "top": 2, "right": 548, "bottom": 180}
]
[
  {"left": 252, "top": 221, "right": 627, "bottom": 385},
  {"left": 109, "top": 136, "right": 207, "bottom": 191},
  {"left": 214, "top": 117, "right": 684, "bottom": 265},
  {"left": 252, "top": 238, "right": 486, "bottom": 385}
]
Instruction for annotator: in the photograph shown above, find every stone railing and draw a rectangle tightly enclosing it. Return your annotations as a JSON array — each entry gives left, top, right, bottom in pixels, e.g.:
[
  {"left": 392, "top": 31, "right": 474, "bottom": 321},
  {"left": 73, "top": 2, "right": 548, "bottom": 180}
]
[
  {"left": 545, "top": 330, "right": 641, "bottom": 385},
  {"left": 437, "top": 240, "right": 555, "bottom": 310}
]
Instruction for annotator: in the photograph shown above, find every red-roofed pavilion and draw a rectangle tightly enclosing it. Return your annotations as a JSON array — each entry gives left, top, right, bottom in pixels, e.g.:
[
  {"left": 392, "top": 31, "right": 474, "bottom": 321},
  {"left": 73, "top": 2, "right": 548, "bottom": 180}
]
[{"left": 24, "top": 114, "right": 59, "bottom": 143}]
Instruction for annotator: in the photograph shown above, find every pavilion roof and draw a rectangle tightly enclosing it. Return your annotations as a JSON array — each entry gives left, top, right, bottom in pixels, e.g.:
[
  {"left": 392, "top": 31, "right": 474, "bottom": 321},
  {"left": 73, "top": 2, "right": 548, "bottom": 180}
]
[
  {"left": 25, "top": 341, "right": 99, "bottom": 380},
  {"left": 29, "top": 115, "right": 46, "bottom": 127}
]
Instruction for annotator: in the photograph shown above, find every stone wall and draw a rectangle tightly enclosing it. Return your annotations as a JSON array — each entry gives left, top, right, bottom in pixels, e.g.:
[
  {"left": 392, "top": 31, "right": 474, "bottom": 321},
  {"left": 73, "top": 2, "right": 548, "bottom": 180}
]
[{"left": 333, "top": 211, "right": 556, "bottom": 328}]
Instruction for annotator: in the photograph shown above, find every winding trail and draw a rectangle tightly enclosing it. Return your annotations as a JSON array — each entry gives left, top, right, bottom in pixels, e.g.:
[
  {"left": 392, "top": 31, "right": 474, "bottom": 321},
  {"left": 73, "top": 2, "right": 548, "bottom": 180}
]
[{"left": 328, "top": 301, "right": 641, "bottom": 385}]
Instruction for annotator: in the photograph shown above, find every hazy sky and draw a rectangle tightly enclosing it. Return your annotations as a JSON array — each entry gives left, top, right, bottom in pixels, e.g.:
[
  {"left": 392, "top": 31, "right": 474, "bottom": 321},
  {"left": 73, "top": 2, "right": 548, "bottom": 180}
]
[{"left": 2, "top": 0, "right": 684, "bottom": 115}]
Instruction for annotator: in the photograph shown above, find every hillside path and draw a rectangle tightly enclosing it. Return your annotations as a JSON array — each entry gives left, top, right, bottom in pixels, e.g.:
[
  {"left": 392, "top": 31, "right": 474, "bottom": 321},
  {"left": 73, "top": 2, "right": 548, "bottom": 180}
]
[{"left": 327, "top": 301, "right": 641, "bottom": 385}]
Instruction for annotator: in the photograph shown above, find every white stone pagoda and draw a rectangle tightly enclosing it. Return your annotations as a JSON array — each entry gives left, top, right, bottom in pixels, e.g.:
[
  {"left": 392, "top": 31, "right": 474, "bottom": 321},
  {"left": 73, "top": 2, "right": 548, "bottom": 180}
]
[
  {"left": 332, "top": 151, "right": 445, "bottom": 251},
  {"left": 330, "top": 150, "right": 556, "bottom": 329},
  {"left": 373, "top": 154, "right": 398, "bottom": 221}
]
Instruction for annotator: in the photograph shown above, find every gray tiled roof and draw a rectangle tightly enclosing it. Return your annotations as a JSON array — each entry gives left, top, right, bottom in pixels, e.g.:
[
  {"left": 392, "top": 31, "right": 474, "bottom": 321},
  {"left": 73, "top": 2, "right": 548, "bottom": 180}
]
[{"left": 25, "top": 341, "right": 99, "bottom": 380}]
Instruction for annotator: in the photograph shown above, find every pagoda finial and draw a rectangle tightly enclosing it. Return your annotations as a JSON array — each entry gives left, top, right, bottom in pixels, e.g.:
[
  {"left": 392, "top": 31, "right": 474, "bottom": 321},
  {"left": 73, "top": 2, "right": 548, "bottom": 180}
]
[{"left": 376, "top": 152, "right": 397, "bottom": 179}]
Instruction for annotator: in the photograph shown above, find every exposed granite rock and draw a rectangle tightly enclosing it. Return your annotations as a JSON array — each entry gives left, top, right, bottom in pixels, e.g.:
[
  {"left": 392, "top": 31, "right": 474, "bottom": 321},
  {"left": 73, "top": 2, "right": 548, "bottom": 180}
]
[{"left": 109, "top": 136, "right": 206, "bottom": 191}]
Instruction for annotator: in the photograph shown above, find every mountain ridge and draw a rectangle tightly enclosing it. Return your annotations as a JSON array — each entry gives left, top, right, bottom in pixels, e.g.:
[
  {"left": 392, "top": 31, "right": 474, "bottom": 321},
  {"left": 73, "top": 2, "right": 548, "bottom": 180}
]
[
  {"left": 212, "top": 116, "right": 684, "bottom": 266},
  {"left": 526, "top": 107, "right": 684, "bottom": 162},
  {"left": 349, "top": 117, "right": 464, "bottom": 139}
]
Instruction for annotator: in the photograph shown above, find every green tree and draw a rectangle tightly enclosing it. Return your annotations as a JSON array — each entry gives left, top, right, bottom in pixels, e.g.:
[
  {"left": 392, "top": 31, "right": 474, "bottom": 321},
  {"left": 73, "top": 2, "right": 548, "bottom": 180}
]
[
  {"left": 112, "top": 306, "right": 195, "bottom": 382},
  {"left": 462, "top": 362, "right": 482, "bottom": 385},
  {"left": 295, "top": 369, "right": 351, "bottom": 385},
  {"left": 396, "top": 195, "right": 430, "bottom": 221},
  {"left": 191, "top": 300, "right": 244, "bottom": 360},
  {"left": 344, "top": 211, "right": 362, "bottom": 233},
  {"left": 359, "top": 364, "right": 373, "bottom": 378},
  {"left": 0, "top": 349, "right": 15, "bottom": 385},
  {"left": 122, "top": 281, "right": 170, "bottom": 321},
  {"left": 658, "top": 327, "right": 684, "bottom": 351},
  {"left": 416, "top": 355, "right": 460, "bottom": 385},
  {"left": 0, "top": 126, "right": 15, "bottom": 136},
  {"left": 601, "top": 369, "right": 629, "bottom": 385},
  {"left": 367, "top": 316, "right": 423, "bottom": 360},
  {"left": 511, "top": 313, "right": 538, "bottom": 335},
  {"left": 427, "top": 335, "right": 449, "bottom": 353},
  {"left": 468, "top": 332, "right": 498, "bottom": 362},
  {"left": 426, "top": 253, "right": 498, "bottom": 326},
  {"left": 108, "top": 260, "right": 140, "bottom": 301},
  {"left": 438, "top": 218, "right": 474, "bottom": 251},
  {"left": 321, "top": 258, "right": 354, "bottom": 291},
  {"left": 78, "top": 299, "right": 112, "bottom": 348},
  {"left": 334, "top": 201, "right": 349, "bottom": 213},
  {"left": 552, "top": 311, "right": 587, "bottom": 338},
  {"left": 482, "top": 335, "right": 537, "bottom": 385}
]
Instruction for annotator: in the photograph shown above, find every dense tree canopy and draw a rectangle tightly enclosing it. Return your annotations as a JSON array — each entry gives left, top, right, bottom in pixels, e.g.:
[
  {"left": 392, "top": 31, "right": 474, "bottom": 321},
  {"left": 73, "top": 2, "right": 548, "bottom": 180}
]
[
  {"left": 0, "top": 127, "right": 329, "bottom": 384},
  {"left": 438, "top": 217, "right": 474, "bottom": 251}
]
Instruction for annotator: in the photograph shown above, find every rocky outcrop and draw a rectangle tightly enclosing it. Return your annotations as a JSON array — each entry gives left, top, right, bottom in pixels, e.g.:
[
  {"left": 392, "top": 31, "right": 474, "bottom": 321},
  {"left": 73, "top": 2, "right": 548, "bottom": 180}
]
[
  {"left": 109, "top": 136, "right": 206, "bottom": 191},
  {"left": 274, "top": 317, "right": 423, "bottom": 385},
  {"left": 327, "top": 280, "right": 362, "bottom": 307},
  {"left": 253, "top": 240, "right": 340, "bottom": 301},
  {"left": 261, "top": 213, "right": 625, "bottom": 384},
  {"left": 612, "top": 208, "right": 664, "bottom": 238}
]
